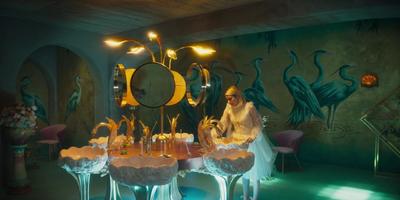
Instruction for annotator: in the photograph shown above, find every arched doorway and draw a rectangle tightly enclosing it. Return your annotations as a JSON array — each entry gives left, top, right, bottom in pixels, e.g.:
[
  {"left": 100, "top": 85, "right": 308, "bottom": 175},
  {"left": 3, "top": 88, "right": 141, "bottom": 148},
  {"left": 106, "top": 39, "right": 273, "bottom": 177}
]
[{"left": 17, "top": 45, "right": 97, "bottom": 147}]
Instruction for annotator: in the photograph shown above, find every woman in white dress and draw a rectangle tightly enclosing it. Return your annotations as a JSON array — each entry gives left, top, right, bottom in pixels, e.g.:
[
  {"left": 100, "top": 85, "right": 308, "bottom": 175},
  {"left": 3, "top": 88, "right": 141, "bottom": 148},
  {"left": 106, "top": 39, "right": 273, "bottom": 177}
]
[{"left": 215, "top": 85, "right": 277, "bottom": 200}]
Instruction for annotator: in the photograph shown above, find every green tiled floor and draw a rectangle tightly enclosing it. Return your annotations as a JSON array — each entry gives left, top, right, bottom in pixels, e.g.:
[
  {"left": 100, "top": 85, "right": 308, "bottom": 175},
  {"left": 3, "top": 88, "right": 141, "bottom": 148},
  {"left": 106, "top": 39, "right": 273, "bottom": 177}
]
[{"left": 1, "top": 160, "right": 399, "bottom": 200}]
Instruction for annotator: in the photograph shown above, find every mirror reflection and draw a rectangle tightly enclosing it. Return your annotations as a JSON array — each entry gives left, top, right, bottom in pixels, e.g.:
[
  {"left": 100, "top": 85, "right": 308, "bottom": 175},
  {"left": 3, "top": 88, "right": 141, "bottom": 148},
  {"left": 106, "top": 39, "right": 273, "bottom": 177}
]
[{"left": 130, "top": 62, "right": 175, "bottom": 108}]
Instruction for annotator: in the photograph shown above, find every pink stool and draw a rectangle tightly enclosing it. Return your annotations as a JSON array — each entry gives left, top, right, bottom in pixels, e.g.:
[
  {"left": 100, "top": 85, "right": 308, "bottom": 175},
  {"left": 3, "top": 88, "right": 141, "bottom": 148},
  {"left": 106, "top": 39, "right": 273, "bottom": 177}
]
[
  {"left": 272, "top": 130, "right": 304, "bottom": 173},
  {"left": 36, "top": 124, "right": 66, "bottom": 160}
]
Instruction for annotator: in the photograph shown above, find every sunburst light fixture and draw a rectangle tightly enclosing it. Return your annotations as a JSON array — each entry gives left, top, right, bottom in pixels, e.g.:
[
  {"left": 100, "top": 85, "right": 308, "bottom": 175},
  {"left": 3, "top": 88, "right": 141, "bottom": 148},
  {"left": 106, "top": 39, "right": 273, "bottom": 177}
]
[
  {"left": 104, "top": 31, "right": 216, "bottom": 69},
  {"left": 105, "top": 31, "right": 216, "bottom": 137}
]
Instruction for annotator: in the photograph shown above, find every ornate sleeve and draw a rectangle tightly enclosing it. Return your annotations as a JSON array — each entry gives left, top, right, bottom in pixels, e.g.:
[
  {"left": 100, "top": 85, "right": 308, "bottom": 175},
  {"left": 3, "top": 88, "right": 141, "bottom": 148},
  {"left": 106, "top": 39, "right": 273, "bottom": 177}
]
[{"left": 248, "top": 102, "right": 262, "bottom": 138}]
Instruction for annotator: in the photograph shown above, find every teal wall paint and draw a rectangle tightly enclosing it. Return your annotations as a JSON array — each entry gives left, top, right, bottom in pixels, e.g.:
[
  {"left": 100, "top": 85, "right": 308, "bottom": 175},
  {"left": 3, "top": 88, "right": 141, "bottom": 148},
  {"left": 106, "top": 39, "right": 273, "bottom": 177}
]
[
  {"left": 1, "top": 15, "right": 399, "bottom": 171},
  {"left": 0, "top": 17, "right": 109, "bottom": 125},
  {"left": 57, "top": 48, "right": 95, "bottom": 147},
  {"left": 169, "top": 19, "right": 400, "bottom": 171}
]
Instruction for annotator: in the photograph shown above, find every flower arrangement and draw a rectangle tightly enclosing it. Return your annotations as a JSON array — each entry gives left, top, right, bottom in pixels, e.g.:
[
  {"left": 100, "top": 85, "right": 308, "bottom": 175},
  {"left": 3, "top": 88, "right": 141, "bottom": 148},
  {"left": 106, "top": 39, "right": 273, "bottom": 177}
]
[{"left": 0, "top": 103, "right": 37, "bottom": 129}]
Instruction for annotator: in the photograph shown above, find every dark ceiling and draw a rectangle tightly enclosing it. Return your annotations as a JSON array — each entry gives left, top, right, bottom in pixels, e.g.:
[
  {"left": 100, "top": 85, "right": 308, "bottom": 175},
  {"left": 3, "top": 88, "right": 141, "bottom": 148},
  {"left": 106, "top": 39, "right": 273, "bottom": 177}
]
[
  {"left": 1, "top": 0, "right": 400, "bottom": 43},
  {"left": 0, "top": 0, "right": 262, "bottom": 34}
]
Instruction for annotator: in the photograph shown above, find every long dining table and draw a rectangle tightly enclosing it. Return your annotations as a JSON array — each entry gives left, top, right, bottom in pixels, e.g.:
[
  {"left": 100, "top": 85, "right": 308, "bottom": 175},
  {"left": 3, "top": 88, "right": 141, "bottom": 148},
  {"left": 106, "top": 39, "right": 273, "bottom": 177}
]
[{"left": 109, "top": 141, "right": 206, "bottom": 200}]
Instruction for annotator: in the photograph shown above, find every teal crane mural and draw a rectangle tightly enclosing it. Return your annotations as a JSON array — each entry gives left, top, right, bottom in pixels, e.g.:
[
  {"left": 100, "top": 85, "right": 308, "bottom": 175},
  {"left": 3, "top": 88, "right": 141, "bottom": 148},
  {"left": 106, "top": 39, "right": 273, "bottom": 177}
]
[
  {"left": 179, "top": 100, "right": 200, "bottom": 138},
  {"left": 187, "top": 67, "right": 201, "bottom": 99},
  {"left": 243, "top": 58, "right": 278, "bottom": 112},
  {"left": 264, "top": 31, "right": 277, "bottom": 54},
  {"left": 310, "top": 49, "right": 328, "bottom": 90},
  {"left": 283, "top": 50, "right": 324, "bottom": 127},
  {"left": 206, "top": 61, "right": 222, "bottom": 115},
  {"left": 181, "top": 60, "right": 246, "bottom": 133},
  {"left": 64, "top": 75, "right": 81, "bottom": 122},
  {"left": 313, "top": 64, "right": 359, "bottom": 130},
  {"left": 211, "top": 62, "right": 245, "bottom": 87},
  {"left": 205, "top": 61, "right": 245, "bottom": 115},
  {"left": 180, "top": 67, "right": 201, "bottom": 137},
  {"left": 234, "top": 71, "right": 245, "bottom": 86},
  {"left": 20, "top": 76, "right": 49, "bottom": 124}
]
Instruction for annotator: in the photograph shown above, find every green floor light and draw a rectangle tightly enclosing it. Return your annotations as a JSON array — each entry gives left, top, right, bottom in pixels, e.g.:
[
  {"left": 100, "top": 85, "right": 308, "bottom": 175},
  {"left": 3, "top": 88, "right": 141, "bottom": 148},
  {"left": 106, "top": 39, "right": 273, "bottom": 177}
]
[{"left": 318, "top": 185, "right": 380, "bottom": 200}]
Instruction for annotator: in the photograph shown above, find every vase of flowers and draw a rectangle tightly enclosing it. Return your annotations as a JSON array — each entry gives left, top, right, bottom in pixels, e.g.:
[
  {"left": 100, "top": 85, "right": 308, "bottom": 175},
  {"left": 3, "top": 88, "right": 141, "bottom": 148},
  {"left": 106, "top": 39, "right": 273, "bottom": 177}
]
[
  {"left": 0, "top": 104, "right": 36, "bottom": 145},
  {"left": 0, "top": 103, "right": 37, "bottom": 194}
]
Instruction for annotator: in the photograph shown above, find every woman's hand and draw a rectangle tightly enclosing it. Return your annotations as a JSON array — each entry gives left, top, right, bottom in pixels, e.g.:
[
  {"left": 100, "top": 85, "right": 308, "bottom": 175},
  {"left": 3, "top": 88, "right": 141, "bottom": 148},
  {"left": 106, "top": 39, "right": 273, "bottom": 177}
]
[{"left": 210, "top": 119, "right": 223, "bottom": 137}]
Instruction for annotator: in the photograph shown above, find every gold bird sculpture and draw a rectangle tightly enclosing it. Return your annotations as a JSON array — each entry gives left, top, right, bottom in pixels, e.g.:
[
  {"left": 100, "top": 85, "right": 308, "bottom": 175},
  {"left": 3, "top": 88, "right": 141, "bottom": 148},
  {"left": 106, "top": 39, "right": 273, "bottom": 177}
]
[
  {"left": 168, "top": 114, "right": 180, "bottom": 141},
  {"left": 118, "top": 114, "right": 135, "bottom": 146},
  {"left": 91, "top": 117, "right": 119, "bottom": 151},
  {"left": 197, "top": 116, "right": 218, "bottom": 152}
]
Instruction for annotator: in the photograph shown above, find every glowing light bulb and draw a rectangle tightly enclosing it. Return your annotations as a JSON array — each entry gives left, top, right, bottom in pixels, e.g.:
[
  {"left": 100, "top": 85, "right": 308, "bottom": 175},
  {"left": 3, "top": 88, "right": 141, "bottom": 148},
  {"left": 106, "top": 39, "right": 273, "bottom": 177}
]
[
  {"left": 147, "top": 31, "right": 158, "bottom": 41},
  {"left": 191, "top": 46, "right": 216, "bottom": 56},
  {"left": 104, "top": 39, "right": 127, "bottom": 47},
  {"left": 166, "top": 49, "right": 177, "bottom": 60},
  {"left": 127, "top": 46, "right": 145, "bottom": 54}
]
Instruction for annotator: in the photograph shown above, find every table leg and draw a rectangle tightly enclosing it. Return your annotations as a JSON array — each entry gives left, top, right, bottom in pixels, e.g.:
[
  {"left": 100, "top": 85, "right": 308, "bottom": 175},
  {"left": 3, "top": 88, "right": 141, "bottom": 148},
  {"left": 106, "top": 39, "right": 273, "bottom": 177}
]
[
  {"left": 170, "top": 176, "right": 182, "bottom": 200},
  {"left": 106, "top": 175, "right": 123, "bottom": 200},
  {"left": 68, "top": 172, "right": 91, "bottom": 200},
  {"left": 213, "top": 174, "right": 242, "bottom": 200}
]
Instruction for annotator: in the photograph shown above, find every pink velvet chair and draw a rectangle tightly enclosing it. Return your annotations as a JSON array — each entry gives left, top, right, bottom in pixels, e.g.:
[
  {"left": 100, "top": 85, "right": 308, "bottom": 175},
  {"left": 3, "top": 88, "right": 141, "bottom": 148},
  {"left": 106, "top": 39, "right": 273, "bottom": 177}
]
[
  {"left": 36, "top": 124, "right": 66, "bottom": 160},
  {"left": 272, "top": 130, "right": 304, "bottom": 173}
]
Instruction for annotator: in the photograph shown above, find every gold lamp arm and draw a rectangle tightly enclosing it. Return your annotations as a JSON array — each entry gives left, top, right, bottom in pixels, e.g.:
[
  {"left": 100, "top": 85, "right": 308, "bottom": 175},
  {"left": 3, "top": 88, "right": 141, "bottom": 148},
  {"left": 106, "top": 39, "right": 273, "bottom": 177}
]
[
  {"left": 147, "top": 31, "right": 163, "bottom": 63},
  {"left": 128, "top": 40, "right": 156, "bottom": 62},
  {"left": 105, "top": 39, "right": 156, "bottom": 62},
  {"left": 166, "top": 46, "right": 216, "bottom": 69},
  {"left": 156, "top": 37, "right": 163, "bottom": 63},
  {"left": 166, "top": 46, "right": 189, "bottom": 69}
]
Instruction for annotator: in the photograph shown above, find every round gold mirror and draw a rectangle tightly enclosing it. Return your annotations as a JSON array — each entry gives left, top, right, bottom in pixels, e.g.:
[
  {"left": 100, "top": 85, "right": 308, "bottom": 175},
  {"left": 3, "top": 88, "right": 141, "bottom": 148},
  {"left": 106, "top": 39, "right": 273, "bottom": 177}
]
[
  {"left": 130, "top": 62, "right": 185, "bottom": 108},
  {"left": 113, "top": 64, "right": 139, "bottom": 107},
  {"left": 186, "top": 63, "right": 210, "bottom": 107}
]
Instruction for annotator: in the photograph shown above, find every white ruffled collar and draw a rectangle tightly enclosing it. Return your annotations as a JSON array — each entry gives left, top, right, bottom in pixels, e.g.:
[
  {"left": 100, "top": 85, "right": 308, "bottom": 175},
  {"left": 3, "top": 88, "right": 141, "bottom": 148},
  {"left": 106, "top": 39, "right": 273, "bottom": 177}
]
[{"left": 228, "top": 100, "right": 245, "bottom": 112}]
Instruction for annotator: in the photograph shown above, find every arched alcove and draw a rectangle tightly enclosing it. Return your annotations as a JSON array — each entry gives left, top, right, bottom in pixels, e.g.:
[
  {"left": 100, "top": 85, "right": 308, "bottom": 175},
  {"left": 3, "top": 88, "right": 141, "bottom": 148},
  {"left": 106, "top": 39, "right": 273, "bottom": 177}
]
[{"left": 17, "top": 45, "right": 100, "bottom": 147}]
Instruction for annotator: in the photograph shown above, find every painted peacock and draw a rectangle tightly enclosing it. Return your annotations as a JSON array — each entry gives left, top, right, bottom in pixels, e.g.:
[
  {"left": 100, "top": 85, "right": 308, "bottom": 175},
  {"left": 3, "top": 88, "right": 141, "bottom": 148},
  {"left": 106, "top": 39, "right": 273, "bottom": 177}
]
[{"left": 206, "top": 61, "right": 222, "bottom": 116}]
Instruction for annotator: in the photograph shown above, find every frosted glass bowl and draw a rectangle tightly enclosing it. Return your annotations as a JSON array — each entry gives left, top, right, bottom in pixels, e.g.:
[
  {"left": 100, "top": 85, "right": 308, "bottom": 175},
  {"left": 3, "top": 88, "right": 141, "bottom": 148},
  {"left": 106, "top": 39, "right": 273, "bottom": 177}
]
[
  {"left": 109, "top": 155, "right": 178, "bottom": 186},
  {"left": 89, "top": 135, "right": 130, "bottom": 149},
  {"left": 214, "top": 134, "right": 249, "bottom": 149},
  {"left": 203, "top": 148, "right": 254, "bottom": 176},
  {"left": 174, "top": 133, "right": 194, "bottom": 143},
  {"left": 152, "top": 133, "right": 194, "bottom": 143},
  {"left": 58, "top": 146, "right": 108, "bottom": 174}
]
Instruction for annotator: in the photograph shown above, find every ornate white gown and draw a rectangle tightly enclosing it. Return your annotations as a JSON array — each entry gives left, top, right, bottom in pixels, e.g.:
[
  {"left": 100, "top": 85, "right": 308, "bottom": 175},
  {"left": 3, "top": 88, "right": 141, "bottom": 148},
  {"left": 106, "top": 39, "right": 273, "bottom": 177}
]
[{"left": 216, "top": 101, "right": 277, "bottom": 180}]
